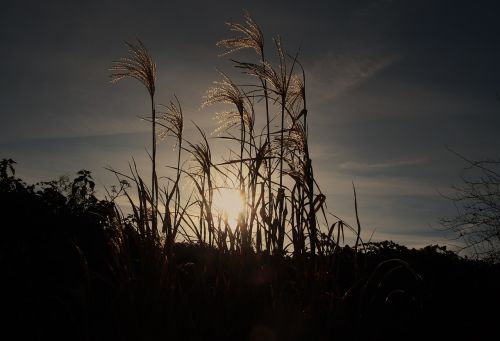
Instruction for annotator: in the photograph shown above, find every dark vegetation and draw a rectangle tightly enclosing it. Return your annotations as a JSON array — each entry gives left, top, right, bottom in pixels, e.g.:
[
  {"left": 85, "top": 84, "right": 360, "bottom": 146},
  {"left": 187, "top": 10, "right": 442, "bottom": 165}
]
[
  {"left": 1, "top": 161, "right": 499, "bottom": 340},
  {"left": 2, "top": 12, "right": 499, "bottom": 340},
  {"left": 440, "top": 152, "right": 500, "bottom": 262}
]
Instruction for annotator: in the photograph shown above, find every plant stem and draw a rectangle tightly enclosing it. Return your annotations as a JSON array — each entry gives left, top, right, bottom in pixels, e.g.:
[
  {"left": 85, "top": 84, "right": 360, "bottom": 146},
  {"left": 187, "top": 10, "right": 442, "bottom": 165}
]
[
  {"left": 151, "top": 96, "right": 158, "bottom": 236},
  {"left": 261, "top": 50, "right": 273, "bottom": 254}
]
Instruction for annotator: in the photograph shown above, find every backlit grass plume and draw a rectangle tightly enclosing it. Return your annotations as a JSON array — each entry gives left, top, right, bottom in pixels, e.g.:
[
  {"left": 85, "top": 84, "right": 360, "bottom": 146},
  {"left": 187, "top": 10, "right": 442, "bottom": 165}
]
[
  {"left": 203, "top": 72, "right": 251, "bottom": 189},
  {"left": 217, "top": 10, "right": 264, "bottom": 56},
  {"left": 158, "top": 96, "right": 184, "bottom": 144},
  {"left": 110, "top": 39, "right": 159, "bottom": 233},
  {"left": 109, "top": 39, "right": 156, "bottom": 97},
  {"left": 157, "top": 96, "right": 184, "bottom": 249}
]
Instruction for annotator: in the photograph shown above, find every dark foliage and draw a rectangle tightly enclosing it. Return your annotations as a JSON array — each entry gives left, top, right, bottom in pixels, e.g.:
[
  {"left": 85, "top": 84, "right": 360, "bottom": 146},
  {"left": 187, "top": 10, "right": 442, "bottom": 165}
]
[
  {"left": 440, "top": 155, "right": 500, "bottom": 261},
  {"left": 1, "top": 162, "right": 498, "bottom": 340}
]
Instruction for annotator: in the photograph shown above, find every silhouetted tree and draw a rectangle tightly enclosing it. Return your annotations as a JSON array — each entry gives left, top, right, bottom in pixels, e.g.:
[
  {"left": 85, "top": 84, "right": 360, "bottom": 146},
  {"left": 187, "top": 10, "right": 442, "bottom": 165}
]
[{"left": 441, "top": 154, "right": 500, "bottom": 261}]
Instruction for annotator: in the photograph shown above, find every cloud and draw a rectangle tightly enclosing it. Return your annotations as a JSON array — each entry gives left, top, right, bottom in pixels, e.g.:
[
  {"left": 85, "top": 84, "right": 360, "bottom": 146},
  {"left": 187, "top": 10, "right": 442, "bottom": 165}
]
[
  {"left": 308, "top": 47, "right": 398, "bottom": 102},
  {"left": 339, "top": 158, "right": 425, "bottom": 172}
]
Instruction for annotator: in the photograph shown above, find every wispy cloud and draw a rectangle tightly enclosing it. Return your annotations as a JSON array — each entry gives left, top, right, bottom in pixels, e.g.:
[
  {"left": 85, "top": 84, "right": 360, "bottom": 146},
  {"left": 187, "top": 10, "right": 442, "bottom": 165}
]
[
  {"left": 339, "top": 158, "right": 425, "bottom": 172},
  {"left": 308, "top": 47, "right": 398, "bottom": 102}
]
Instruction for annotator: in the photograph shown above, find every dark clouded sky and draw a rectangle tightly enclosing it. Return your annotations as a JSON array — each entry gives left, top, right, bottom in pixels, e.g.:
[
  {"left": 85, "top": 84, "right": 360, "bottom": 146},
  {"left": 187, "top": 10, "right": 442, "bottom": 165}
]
[{"left": 1, "top": 0, "right": 500, "bottom": 249}]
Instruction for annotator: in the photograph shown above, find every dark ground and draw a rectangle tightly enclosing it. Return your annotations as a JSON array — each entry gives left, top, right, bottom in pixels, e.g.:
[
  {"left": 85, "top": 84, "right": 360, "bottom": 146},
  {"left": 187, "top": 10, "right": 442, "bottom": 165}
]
[{"left": 1, "top": 165, "right": 499, "bottom": 340}]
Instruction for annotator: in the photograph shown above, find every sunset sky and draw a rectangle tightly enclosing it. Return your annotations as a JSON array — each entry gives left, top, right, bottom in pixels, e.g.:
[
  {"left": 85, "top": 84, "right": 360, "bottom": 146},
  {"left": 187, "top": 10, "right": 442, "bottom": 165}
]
[{"left": 2, "top": 0, "right": 500, "bottom": 249}]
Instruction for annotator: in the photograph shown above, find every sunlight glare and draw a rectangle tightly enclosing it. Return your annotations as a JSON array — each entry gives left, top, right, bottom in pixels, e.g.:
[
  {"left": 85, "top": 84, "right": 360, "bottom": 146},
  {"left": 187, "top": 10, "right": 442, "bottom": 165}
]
[{"left": 213, "top": 188, "right": 245, "bottom": 228}]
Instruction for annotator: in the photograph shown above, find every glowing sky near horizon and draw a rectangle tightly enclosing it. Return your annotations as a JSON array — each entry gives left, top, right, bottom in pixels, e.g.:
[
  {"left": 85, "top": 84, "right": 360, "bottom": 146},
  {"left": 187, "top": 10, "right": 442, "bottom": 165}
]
[{"left": 1, "top": 0, "right": 500, "bottom": 251}]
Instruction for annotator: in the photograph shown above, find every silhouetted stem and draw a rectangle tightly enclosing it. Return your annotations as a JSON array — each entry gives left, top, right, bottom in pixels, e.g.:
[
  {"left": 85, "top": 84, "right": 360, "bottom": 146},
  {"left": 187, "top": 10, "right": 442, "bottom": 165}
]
[
  {"left": 277, "top": 93, "right": 286, "bottom": 255},
  {"left": 151, "top": 96, "right": 158, "bottom": 235},
  {"left": 261, "top": 50, "right": 273, "bottom": 253}
]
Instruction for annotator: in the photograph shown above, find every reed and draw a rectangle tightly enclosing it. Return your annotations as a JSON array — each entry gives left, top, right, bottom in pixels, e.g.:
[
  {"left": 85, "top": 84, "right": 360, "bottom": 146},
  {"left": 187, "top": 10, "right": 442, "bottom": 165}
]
[
  {"left": 110, "top": 39, "right": 159, "bottom": 235},
  {"left": 106, "top": 12, "right": 361, "bottom": 261}
]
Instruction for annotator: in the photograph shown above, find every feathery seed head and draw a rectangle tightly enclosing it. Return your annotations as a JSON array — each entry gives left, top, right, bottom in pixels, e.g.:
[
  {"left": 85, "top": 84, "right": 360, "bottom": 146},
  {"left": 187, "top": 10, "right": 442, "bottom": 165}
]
[
  {"left": 217, "top": 11, "right": 264, "bottom": 56},
  {"left": 158, "top": 97, "right": 184, "bottom": 144},
  {"left": 109, "top": 39, "right": 157, "bottom": 98},
  {"left": 203, "top": 72, "right": 254, "bottom": 134},
  {"left": 203, "top": 72, "right": 245, "bottom": 113},
  {"left": 289, "top": 74, "right": 305, "bottom": 107}
]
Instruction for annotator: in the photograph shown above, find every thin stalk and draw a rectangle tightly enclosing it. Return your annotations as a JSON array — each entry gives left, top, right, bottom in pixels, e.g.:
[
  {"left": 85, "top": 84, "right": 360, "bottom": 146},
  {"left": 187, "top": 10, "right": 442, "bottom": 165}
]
[
  {"left": 261, "top": 50, "right": 274, "bottom": 254},
  {"left": 151, "top": 96, "right": 158, "bottom": 235},
  {"left": 302, "top": 74, "right": 317, "bottom": 257},
  {"left": 277, "top": 92, "right": 286, "bottom": 255}
]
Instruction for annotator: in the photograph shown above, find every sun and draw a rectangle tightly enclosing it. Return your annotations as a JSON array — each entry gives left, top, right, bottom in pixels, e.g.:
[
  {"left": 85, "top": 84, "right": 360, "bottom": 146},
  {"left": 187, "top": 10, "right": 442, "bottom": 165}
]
[{"left": 213, "top": 187, "right": 245, "bottom": 228}]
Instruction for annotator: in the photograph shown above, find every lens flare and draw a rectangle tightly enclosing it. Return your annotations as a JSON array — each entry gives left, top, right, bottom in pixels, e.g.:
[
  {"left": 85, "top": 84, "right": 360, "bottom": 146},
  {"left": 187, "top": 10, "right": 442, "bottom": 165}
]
[{"left": 213, "top": 188, "right": 245, "bottom": 228}]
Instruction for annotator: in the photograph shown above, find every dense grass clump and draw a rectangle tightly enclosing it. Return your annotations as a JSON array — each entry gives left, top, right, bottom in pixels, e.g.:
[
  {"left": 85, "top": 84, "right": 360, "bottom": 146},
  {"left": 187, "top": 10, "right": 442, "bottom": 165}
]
[
  {"left": 107, "top": 12, "right": 343, "bottom": 259},
  {"left": 1, "top": 160, "right": 499, "bottom": 340}
]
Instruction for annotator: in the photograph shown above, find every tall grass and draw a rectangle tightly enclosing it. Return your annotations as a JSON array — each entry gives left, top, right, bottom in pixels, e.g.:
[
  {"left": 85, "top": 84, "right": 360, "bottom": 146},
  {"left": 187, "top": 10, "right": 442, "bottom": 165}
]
[
  {"left": 110, "top": 39, "right": 159, "bottom": 235},
  {"left": 4, "top": 13, "right": 481, "bottom": 341},
  {"left": 107, "top": 12, "right": 359, "bottom": 260}
]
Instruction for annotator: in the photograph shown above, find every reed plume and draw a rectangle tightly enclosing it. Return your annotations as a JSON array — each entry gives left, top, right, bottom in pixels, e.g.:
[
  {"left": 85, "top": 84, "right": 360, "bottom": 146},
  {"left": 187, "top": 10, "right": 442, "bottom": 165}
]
[
  {"left": 203, "top": 72, "right": 252, "bottom": 193},
  {"left": 217, "top": 10, "right": 264, "bottom": 56},
  {"left": 157, "top": 96, "right": 184, "bottom": 249},
  {"left": 110, "top": 39, "right": 159, "bottom": 233}
]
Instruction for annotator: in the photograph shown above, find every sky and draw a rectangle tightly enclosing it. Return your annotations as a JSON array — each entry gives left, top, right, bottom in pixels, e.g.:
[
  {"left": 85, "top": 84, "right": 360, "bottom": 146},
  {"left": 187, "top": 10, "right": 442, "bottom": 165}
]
[{"left": 1, "top": 0, "right": 500, "bottom": 250}]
